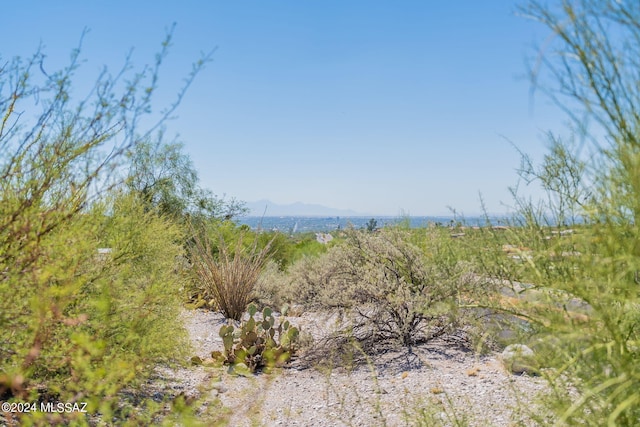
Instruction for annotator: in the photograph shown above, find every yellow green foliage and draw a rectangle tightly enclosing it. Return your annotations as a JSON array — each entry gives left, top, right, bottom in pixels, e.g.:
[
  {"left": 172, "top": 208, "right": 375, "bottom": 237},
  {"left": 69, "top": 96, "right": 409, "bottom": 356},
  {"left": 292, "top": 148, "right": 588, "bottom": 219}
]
[
  {"left": 0, "top": 28, "right": 215, "bottom": 425},
  {"left": 0, "top": 193, "right": 192, "bottom": 425}
]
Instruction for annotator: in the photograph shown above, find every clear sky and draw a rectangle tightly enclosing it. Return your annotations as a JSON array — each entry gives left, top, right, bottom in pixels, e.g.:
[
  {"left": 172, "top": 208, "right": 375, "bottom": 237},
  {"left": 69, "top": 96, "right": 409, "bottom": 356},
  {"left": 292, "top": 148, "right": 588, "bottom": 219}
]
[{"left": 2, "top": 1, "right": 568, "bottom": 216}]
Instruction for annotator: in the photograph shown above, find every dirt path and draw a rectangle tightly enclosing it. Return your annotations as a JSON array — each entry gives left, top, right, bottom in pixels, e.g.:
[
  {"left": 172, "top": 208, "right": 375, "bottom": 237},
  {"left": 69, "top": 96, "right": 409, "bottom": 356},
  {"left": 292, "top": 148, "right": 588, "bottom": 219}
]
[{"left": 160, "top": 309, "right": 548, "bottom": 426}]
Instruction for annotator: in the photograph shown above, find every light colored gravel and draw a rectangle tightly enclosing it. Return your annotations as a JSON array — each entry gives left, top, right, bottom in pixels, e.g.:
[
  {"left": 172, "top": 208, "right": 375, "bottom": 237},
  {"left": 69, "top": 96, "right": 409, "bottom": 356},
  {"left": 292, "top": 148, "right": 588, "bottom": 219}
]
[{"left": 161, "top": 309, "right": 550, "bottom": 426}]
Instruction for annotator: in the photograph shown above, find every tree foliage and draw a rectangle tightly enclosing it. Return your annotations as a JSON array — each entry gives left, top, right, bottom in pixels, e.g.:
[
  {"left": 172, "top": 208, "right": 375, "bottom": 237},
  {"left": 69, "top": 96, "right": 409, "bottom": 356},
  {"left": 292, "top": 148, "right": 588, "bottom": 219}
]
[
  {"left": 0, "top": 30, "right": 212, "bottom": 425},
  {"left": 126, "top": 132, "right": 246, "bottom": 221}
]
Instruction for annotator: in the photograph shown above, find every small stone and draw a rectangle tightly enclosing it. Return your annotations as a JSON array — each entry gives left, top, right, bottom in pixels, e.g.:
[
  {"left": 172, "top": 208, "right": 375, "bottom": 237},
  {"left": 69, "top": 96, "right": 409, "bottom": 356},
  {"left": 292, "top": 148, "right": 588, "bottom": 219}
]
[
  {"left": 212, "top": 382, "right": 228, "bottom": 393},
  {"left": 501, "top": 344, "right": 538, "bottom": 375}
]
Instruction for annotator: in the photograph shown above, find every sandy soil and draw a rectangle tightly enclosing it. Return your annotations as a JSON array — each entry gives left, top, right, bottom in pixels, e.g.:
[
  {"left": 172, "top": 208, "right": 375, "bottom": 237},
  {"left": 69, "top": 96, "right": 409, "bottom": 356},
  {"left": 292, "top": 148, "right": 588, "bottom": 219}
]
[{"left": 152, "top": 309, "right": 550, "bottom": 426}]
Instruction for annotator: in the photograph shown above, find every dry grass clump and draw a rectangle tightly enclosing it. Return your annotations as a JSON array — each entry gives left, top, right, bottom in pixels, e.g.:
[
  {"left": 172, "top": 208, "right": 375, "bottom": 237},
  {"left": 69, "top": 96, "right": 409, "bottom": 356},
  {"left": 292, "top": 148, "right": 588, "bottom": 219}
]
[{"left": 189, "top": 229, "right": 273, "bottom": 321}]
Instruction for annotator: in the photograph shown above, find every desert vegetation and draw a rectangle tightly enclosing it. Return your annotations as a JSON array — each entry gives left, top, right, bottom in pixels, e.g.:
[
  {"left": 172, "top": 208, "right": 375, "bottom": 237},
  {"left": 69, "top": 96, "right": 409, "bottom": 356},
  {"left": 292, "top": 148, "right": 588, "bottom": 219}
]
[
  {"left": 255, "top": 227, "right": 492, "bottom": 354},
  {"left": 2, "top": 0, "right": 640, "bottom": 425},
  {"left": 0, "top": 30, "right": 236, "bottom": 425}
]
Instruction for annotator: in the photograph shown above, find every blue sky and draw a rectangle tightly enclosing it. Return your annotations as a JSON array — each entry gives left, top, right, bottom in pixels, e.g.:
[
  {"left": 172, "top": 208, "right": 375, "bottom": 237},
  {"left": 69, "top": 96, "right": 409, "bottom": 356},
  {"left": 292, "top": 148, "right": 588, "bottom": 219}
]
[{"left": 2, "top": 1, "right": 568, "bottom": 216}]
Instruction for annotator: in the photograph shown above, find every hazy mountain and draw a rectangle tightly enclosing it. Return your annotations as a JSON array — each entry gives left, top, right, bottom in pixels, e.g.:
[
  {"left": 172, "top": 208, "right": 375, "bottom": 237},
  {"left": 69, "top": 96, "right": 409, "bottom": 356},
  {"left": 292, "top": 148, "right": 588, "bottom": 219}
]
[{"left": 246, "top": 199, "right": 363, "bottom": 217}]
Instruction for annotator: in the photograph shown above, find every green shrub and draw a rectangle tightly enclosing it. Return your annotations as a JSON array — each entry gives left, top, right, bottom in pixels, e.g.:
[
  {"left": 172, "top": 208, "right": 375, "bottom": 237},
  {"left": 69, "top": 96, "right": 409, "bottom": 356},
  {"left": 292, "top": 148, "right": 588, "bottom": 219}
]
[
  {"left": 0, "top": 29, "right": 209, "bottom": 425},
  {"left": 0, "top": 193, "right": 194, "bottom": 425},
  {"left": 290, "top": 233, "right": 329, "bottom": 263},
  {"left": 285, "top": 246, "right": 353, "bottom": 310},
  {"left": 255, "top": 231, "right": 328, "bottom": 270},
  {"left": 252, "top": 237, "right": 342, "bottom": 313},
  {"left": 253, "top": 260, "right": 292, "bottom": 310},
  {"left": 343, "top": 228, "right": 486, "bottom": 348},
  {"left": 288, "top": 228, "right": 488, "bottom": 351},
  {"left": 257, "top": 231, "right": 293, "bottom": 268}
]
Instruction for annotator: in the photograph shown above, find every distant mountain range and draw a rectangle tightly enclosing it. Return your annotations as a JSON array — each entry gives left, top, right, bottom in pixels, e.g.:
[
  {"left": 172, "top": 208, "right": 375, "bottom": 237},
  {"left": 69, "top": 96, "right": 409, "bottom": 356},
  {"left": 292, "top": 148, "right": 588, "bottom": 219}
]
[{"left": 245, "top": 199, "right": 364, "bottom": 217}]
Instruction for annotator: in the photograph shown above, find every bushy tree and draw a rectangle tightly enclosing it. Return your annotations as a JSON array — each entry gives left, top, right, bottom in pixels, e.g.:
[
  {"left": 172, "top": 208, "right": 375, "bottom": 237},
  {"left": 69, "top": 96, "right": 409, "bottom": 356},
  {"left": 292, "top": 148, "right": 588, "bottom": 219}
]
[
  {"left": 0, "top": 31, "right": 211, "bottom": 425},
  {"left": 365, "top": 218, "right": 378, "bottom": 232},
  {"left": 126, "top": 132, "right": 246, "bottom": 221}
]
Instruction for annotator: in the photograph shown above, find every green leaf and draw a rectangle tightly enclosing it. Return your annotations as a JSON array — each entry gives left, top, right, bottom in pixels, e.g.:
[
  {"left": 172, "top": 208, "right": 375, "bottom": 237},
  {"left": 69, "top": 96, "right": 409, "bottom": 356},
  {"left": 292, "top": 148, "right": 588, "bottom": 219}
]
[
  {"left": 248, "top": 304, "right": 257, "bottom": 317},
  {"left": 263, "top": 307, "right": 273, "bottom": 318}
]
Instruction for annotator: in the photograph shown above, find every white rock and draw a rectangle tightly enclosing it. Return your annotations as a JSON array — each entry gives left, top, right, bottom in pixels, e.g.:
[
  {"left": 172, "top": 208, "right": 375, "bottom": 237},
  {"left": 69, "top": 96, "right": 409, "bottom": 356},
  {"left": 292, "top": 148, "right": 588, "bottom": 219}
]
[{"left": 501, "top": 344, "right": 537, "bottom": 374}]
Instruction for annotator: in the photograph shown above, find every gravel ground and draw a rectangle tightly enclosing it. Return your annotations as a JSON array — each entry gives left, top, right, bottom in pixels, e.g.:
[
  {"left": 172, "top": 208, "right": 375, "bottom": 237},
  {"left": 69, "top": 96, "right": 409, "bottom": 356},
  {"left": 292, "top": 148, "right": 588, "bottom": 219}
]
[{"left": 160, "top": 309, "right": 550, "bottom": 426}]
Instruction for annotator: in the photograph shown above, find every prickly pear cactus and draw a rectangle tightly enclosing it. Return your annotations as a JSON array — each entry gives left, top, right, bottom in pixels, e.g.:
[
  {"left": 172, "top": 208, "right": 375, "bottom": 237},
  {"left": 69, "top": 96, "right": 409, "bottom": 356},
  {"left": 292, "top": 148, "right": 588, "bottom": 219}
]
[{"left": 218, "top": 304, "right": 300, "bottom": 372}]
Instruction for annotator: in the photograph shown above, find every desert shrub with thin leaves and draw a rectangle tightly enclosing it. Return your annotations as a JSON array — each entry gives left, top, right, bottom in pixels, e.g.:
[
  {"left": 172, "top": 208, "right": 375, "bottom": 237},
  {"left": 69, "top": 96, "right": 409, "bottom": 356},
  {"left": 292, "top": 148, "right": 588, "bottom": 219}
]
[
  {"left": 0, "top": 29, "right": 213, "bottom": 426},
  {"left": 499, "top": 0, "right": 640, "bottom": 424},
  {"left": 288, "top": 227, "right": 489, "bottom": 351},
  {"left": 253, "top": 260, "right": 292, "bottom": 311},
  {"left": 0, "top": 192, "right": 198, "bottom": 426},
  {"left": 497, "top": 192, "right": 640, "bottom": 426}
]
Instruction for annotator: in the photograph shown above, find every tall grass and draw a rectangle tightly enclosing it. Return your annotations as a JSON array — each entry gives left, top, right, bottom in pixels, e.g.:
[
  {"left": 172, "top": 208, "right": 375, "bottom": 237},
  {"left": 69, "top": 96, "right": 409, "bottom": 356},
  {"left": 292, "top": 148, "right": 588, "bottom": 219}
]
[
  {"left": 507, "top": 1, "right": 640, "bottom": 423},
  {"left": 189, "top": 228, "right": 273, "bottom": 320}
]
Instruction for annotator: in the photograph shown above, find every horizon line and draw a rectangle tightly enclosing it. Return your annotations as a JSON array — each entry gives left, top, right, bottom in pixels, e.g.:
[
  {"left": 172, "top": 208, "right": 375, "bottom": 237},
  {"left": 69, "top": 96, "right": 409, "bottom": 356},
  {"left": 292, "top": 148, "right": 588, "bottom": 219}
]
[{"left": 239, "top": 213, "right": 511, "bottom": 218}]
